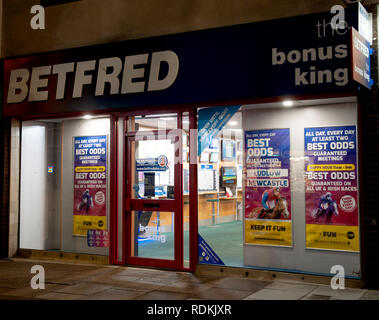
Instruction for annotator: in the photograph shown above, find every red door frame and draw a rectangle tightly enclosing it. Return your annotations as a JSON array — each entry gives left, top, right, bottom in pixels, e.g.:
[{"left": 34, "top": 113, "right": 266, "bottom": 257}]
[
  {"left": 109, "top": 109, "right": 198, "bottom": 272},
  {"left": 125, "top": 130, "right": 181, "bottom": 269}
]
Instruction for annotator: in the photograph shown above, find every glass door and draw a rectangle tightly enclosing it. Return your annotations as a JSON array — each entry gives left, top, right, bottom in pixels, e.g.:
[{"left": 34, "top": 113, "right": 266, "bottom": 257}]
[{"left": 125, "top": 130, "right": 182, "bottom": 269}]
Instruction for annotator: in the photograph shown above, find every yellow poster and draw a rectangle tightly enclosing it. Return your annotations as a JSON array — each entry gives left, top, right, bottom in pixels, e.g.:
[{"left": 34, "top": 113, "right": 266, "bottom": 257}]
[
  {"left": 73, "top": 216, "right": 107, "bottom": 236},
  {"left": 306, "top": 224, "right": 359, "bottom": 252},
  {"left": 245, "top": 220, "right": 292, "bottom": 247}
]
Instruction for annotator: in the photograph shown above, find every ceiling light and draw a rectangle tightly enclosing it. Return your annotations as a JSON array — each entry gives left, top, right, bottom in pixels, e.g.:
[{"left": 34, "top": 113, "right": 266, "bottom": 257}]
[
  {"left": 83, "top": 114, "right": 92, "bottom": 119},
  {"left": 283, "top": 101, "right": 294, "bottom": 107}
]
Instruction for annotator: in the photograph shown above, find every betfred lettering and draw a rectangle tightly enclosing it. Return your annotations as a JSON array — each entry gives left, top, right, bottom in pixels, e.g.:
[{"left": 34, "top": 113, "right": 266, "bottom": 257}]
[{"left": 7, "top": 50, "right": 179, "bottom": 104}]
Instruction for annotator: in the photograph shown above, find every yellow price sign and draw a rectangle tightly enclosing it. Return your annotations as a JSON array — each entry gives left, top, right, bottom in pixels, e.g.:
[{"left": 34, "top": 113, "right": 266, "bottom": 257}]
[
  {"left": 75, "top": 166, "right": 106, "bottom": 172},
  {"left": 307, "top": 164, "right": 355, "bottom": 171}
]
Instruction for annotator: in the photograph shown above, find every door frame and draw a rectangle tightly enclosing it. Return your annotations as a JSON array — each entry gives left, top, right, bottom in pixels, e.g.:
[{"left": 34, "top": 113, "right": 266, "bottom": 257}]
[
  {"left": 125, "top": 130, "right": 182, "bottom": 269},
  {"left": 109, "top": 108, "right": 198, "bottom": 272}
]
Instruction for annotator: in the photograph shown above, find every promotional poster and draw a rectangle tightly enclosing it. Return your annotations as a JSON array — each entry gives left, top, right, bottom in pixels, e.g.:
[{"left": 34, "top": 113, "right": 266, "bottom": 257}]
[
  {"left": 244, "top": 129, "right": 292, "bottom": 247},
  {"left": 304, "top": 126, "right": 359, "bottom": 251},
  {"left": 87, "top": 230, "right": 110, "bottom": 248},
  {"left": 73, "top": 136, "right": 107, "bottom": 236}
]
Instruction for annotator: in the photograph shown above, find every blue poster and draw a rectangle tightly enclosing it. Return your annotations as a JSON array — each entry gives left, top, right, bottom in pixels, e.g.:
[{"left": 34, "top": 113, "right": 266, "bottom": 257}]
[
  {"left": 198, "top": 105, "right": 241, "bottom": 155},
  {"left": 198, "top": 234, "right": 225, "bottom": 265},
  {"left": 136, "top": 155, "right": 169, "bottom": 171}
]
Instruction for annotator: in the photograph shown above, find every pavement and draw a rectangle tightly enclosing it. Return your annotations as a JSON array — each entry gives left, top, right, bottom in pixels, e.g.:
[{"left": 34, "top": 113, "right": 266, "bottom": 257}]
[{"left": 0, "top": 258, "right": 378, "bottom": 300}]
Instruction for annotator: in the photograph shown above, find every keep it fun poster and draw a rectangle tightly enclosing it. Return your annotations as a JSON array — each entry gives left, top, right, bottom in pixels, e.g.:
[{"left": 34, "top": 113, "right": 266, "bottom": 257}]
[
  {"left": 73, "top": 136, "right": 107, "bottom": 236},
  {"left": 304, "top": 126, "right": 359, "bottom": 252},
  {"left": 244, "top": 129, "right": 292, "bottom": 247}
]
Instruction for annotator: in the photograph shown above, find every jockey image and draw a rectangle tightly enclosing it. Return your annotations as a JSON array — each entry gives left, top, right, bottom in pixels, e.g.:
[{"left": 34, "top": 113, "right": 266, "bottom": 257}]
[
  {"left": 259, "top": 187, "right": 281, "bottom": 218},
  {"left": 312, "top": 192, "right": 339, "bottom": 222},
  {"left": 78, "top": 189, "right": 94, "bottom": 213}
]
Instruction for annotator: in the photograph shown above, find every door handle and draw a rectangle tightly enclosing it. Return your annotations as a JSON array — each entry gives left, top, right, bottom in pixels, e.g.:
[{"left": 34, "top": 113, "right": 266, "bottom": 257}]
[{"left": 144, "top": 203, "right": 160, "bottom": 208}]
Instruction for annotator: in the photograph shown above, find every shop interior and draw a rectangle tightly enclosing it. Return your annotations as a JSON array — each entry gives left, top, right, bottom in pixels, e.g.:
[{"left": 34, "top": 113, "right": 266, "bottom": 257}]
[{"left": 18, "top": 96, "right": 361, "bottom": 277}]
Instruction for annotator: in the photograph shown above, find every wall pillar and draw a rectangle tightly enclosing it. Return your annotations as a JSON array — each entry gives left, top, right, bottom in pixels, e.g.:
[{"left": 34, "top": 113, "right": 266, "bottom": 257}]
[
  {"left": 0, "top": 118, "right": 10, "bottom": 258},
  {"left": 8, "top": 119, "right": 20, "bottom": 257},
  {"left": 358, "top": 3, "right": 379, "bottom": 290}
]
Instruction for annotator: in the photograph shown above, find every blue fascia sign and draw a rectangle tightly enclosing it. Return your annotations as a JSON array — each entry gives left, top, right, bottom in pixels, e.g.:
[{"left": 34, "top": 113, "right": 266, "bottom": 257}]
[{"left": 3, "top": 9, "right": 359, "bottom": 117}]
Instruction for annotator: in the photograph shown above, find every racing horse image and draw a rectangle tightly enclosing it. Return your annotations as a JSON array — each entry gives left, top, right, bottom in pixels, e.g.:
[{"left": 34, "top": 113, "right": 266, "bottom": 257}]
[
  {"left": 311, "top": 192, "right": 339, "bottom": 223},
  {"left": 247, "top": 197, "right": 289, "bottom": 219}
]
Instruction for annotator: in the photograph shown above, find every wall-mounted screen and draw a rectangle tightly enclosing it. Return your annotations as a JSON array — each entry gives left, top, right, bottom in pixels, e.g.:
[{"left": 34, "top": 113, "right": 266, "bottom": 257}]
[
  {"left": 221, "top": 166, "right": 237, "bottom": 186},
  {"left": 222, "top": 140, "right": 236, "bottom": 161}
]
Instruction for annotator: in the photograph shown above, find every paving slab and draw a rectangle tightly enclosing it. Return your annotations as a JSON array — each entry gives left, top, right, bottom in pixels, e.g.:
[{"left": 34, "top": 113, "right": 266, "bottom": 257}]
[
  {"left": 0, "top": 259, "right": 374, "bottom": 300},
  {"left": 83, "top": 288, "right": 148, "bottom": 300},
  {"left": 35, "top": 292, "right": 87, "bottom": 300},
  {"left": 302, "top": 294, "right": 331, "bottom": 300},
  {"left": 210, "top": 277, "right": 271, "bottom": 292},
  {"left": 158, "top": 281, "right": 213, "bottom": 294},
  {"left": 1, "top": 284, "right": 67, "bottom": 298},
  {"left": 135, "top": 289, "right": 191, "bottom": 300},
  {"left": 303, "top": 285, "right": 366, "bottom": 300},
  {"left": 264, "top": 280, "right": 318, "bottom": 291},
  {"left": 0, "top": 278, "right": 30, "bottom": 289},
  {"left": 360, "top": 290, "right": 379, "bottom": 300},
  {"left": 244, "top": 288, "right": 312, "bottom": 300},
  {"left": 189, "top": 287, "right": 252, "bottom": 300},
  {"left": 53, "top": 282, "right": 112, "bottom": 295}
]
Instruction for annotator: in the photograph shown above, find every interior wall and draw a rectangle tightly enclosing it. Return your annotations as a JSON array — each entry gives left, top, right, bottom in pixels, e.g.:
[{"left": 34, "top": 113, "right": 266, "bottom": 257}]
[
  {"left": 20, "top": 121, "right": 61, "bottom": 250},
  {"left": 61, "top": 117, "right": 110, "bottom": 255},
  {"left": 242, "top": 100, "right": 360, "bottom": 277}
]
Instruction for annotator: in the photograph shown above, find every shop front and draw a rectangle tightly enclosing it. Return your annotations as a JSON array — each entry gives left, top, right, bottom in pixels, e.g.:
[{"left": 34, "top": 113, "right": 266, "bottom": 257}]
[{"left": 2, "top": 8, "right": 370, "bottom": 279}]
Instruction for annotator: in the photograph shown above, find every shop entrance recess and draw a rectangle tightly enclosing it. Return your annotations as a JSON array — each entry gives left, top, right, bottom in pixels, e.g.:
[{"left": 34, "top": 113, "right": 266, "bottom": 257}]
[{"left": 124, "top": 111, "right": 198, "bottom": 271}]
